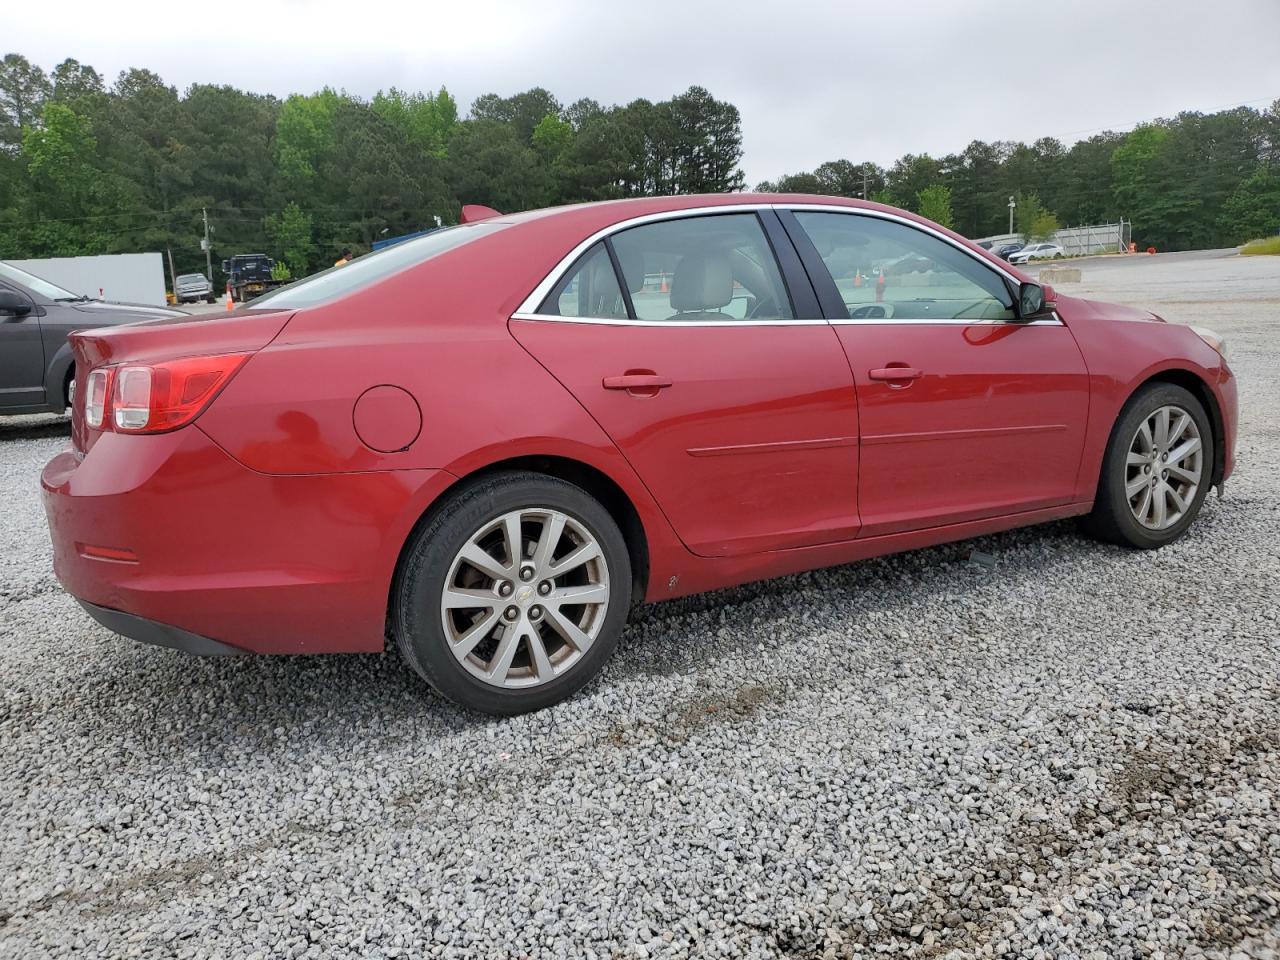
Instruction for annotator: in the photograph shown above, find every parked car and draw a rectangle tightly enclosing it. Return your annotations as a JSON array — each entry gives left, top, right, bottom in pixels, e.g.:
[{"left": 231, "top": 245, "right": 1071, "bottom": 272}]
[
  {"left": 175, "top": 272, "right": 215, "bottom": 304},
  {"left": 1, "top": 260, "right": 186, "bottom": 416},
  {"left": 1009, "top": 242, "right": 1065, "bottom": 264},
  {"left": 992, "top": 242, "right": 1026, "bottom": 260},
  {"left": 41, "top": 195, "right": 1235, "bottom": 715}
]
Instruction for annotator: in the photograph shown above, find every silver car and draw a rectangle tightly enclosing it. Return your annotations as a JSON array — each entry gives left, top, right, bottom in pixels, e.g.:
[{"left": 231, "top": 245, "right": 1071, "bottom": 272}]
[
  {"left": 0, "top": 261, "right": 186, "bottom": 416},
  {"left": 175, "top": 272, "right": 215, "bottom": 304}
]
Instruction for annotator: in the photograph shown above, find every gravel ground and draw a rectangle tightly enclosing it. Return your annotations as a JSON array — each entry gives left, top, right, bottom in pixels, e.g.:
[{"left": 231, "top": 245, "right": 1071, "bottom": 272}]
[{"left": 2, "top": 250, "right": 1278, "bottom": 959}]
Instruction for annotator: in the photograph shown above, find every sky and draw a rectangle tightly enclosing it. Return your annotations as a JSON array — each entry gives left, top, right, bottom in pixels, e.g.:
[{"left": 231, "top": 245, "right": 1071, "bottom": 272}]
[{"left": 8, "top": 0, "right": 1280, "bottom": 185}]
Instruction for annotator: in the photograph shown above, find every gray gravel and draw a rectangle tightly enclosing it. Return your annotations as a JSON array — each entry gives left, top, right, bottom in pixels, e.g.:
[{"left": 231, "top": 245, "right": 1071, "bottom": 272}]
[{"left": 2, "top": 249, "right": 1279, "bottom": 959}]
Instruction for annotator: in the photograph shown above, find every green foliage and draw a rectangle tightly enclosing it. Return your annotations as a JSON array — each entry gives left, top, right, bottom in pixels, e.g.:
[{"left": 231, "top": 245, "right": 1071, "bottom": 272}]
[
  {"left": 371, "top": 87, "right": 457, "bottom": 158},
  {"left": 264, "top": 202, "right": 313, "bottom": 277},
  {"left": 1219, "top": 166, "right": 1280, "bottom": 244},
  {"left": 916, "top": 184, "right": 954, "bottom": 228},
  {"left": 270, "top": 261, "right": 293, "bottom": 280},
  {"left": 1241, "top": 236, "right": 1280, "bottom": 255},
  {"left": 0, "top": 53, "right": 51, "bottom": 146},
  {"left": 1, "top": 50, "right": 1273, "bottom": 274},
  {"left": 1030, "top": 211, "right": 1061, "bottom": 242},
  {"left": 1015, "top": 192, "right": 1055, "bottom": 241}
]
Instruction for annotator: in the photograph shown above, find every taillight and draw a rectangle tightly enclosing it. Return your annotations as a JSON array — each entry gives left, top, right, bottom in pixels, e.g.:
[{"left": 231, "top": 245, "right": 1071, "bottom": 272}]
[
  {"left": 103, "top": 352, "right": 250, "bottom": 434},
  {"left": 85, "top": 368, "right": 109, "bottom": 428}
]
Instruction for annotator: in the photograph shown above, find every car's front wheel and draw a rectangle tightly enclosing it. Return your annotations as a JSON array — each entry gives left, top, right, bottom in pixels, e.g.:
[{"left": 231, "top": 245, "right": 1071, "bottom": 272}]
[
  {"left": 1082, "top": 382, "right": 1214, "bottom": 548},
  {"left": 394, "top": 471, "right": 632, "bottom": 715}
]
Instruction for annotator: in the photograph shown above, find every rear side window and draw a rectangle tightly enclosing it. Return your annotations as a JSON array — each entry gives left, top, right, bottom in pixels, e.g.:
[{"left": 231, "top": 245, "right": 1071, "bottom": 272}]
[
  {"left": 539, "top": 242, "right": 629, "bottom": 319},
  {"left": 610, "top": 213, "right": 794, "bottom": 322},
  {"left": 793, "top": 212, "right": 1014, "bottom": 322}
]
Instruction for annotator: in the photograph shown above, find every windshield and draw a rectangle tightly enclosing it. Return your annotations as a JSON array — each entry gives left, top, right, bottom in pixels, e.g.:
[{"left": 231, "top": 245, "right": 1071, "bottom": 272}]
[
  {"left": 0, "top": 260, "right": 79, "bottom": 301},
  {"left": 251, "top": 222, "right": 508, "bottom": 309}
]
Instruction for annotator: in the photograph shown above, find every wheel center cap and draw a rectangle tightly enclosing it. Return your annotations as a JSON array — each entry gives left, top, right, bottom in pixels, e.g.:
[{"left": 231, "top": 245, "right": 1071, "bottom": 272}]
[{"left": 515, "top": 585, "right": 534, "bottom": 605}]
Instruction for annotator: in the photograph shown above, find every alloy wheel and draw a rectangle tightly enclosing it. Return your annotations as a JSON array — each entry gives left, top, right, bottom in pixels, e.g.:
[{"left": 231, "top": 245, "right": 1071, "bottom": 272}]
[
  {"left": 1125, "top": 404, "right": 1203, "bottom": 531},
  {"left": 440, "top": 508, "right": 610, "bottom": 688}
]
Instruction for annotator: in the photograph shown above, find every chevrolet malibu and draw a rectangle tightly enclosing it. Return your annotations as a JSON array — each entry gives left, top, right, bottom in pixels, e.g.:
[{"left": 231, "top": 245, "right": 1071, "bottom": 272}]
[{"left": 42, "top": 195, "right": 1236, "bottom": 715}]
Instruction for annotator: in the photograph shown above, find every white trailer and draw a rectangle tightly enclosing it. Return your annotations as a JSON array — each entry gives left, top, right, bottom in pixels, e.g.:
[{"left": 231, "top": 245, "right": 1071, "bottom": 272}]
[{"left": 5, "top": 253, "right": 167, "bottom": 306}]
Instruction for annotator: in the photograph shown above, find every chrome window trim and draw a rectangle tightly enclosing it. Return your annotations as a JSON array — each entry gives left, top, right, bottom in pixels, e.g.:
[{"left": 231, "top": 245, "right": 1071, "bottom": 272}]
[
  {"left": 512, "top": 201, "right": 1061, "bottom": 327},
  {"left": 510, "top": 311, "right": 827, "bottom": 327},
  {"left": 515, "top": 204, "right": 777, "bottom": 316},
  {"left": 782, "top": 203, "right": 1026, "bottom": 287},
  {"left": 828, "top": 315, "right": 1063, "bottom": 327}
]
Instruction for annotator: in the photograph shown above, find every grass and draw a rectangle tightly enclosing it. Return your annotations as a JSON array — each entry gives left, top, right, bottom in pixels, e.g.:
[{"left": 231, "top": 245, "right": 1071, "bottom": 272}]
[{"left": 1241, "top": 236, "right": 1280, "bottom": 256}]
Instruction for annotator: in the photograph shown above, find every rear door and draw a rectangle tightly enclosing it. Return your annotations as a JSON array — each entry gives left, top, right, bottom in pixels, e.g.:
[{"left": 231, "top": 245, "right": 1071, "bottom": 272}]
[
  {"left": 510, "top": 210, "right": 862, "bottom": 558},
  {"left": 0, "top": 282, "right": 45, "bottom": 409},
  {"left": 782, "top": 208, "right": 1090, "bottom": 538}
]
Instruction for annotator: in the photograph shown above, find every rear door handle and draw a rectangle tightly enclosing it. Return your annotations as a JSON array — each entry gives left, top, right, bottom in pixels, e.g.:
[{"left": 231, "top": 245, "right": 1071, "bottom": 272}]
[
  {"left": 603, "top": 374, "right": 673, "bottom": 391},
  {"left": 868, "top": 366, "right": 923, "bottom": 381}
]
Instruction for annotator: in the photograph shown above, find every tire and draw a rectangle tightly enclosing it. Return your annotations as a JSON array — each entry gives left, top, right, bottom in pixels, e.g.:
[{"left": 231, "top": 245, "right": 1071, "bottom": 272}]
[
  {"left": 394, "top": 471, "right": 633, "bottom": 715},
  {"left": 1081, "top": 382, "right": 1214, "bottom": 549}
]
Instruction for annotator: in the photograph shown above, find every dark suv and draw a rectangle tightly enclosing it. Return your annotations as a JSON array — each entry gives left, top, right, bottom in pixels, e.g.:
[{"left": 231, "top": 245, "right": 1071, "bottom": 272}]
[{"left": 1, "top": 260, "right": 186, "bottom": 416}]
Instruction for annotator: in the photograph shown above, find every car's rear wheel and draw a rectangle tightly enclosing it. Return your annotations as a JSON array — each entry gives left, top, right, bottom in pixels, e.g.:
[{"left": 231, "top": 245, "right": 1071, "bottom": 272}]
[
  {"left": 394, "top": 471, "right": 632, "bottom": 715},
  {"left": 1081, "top": 382, "right": 1213, "bottom": 549}
]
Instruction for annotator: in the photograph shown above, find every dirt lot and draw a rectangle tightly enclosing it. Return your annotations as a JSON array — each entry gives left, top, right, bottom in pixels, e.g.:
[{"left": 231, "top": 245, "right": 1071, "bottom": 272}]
[{"left": 1, "top": 249, "right": 1277, "bottom": 959}]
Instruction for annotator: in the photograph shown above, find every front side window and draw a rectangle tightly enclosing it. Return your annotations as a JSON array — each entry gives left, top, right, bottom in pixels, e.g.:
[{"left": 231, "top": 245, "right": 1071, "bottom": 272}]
[
  {"left": 609, "top": 213, "right": 794, "bottom": 322},
  {"left": 793, "top": 212, "right": 1015, "bottom": 322}
]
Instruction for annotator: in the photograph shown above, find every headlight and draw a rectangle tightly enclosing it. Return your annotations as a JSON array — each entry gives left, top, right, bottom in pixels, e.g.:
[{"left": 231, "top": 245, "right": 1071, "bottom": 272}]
[{"left": 1191, "top": 325, "right": 1228, "bottom": 359}]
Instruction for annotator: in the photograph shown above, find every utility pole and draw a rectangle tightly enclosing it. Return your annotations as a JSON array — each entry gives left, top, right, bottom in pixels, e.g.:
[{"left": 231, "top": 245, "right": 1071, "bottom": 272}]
[
  {"left": 202, "top": 208, "right": 214, "bottom": 285},
  {"left": 166, "top": 246, "right": 178, "bottom": 304},
  {"left": 862, "top": 165, "right": 868, "bottom": 200},
  {"left": 1008, "top": 196, "right": 1016, "bottom": 235}
]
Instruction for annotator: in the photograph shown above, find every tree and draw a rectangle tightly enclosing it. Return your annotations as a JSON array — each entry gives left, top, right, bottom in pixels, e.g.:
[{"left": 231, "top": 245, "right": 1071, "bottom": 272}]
[
  {"left": 372, "top": 87, "right": 457, "bottom": 158},
  {"left": 50, "top": 58, "right": 103, "bottom": 102},
  {"left": 265, "top": 201, "right": 314, "bottom": 276},
  {"left": 447, "top": 118, "right": 549, "bottom": 211},
  {"left": 1015, "top": 192, "right": 1059, "bottom": 241},
  {"left": 0, "top": 53, "right": 51, "bottom": 145},
  {"left": 666, "top": 86, "right": 745, "bottom": 193},
  {"left": 17, "top": 102, "right": 121, "bottom": 255},
  {"left": 1219, "top": 165, "right": 1280, "bottom": 242},
  {"left": 916, "top": 184, "right": 954, "bottom": 229},
  {"left": 885, "top": 154, "right": 942, "bottom": 212},
  {"left": 471, "top": 88, "right": 562, "bottom": 143}
]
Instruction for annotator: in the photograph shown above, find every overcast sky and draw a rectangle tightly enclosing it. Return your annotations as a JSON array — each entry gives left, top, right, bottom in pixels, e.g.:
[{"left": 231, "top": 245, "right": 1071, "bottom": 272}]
[{"left": 10, "top": 0, "right": 1280, "bottom": 185}]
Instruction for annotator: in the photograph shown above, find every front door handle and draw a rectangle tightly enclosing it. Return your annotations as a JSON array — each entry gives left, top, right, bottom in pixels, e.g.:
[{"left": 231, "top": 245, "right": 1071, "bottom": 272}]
[
  {"left": 602, "top": 373, "right": 673, "bottom": 395},
  {"left": 868, "top": 366, "right": 923, "bottom": 381}
]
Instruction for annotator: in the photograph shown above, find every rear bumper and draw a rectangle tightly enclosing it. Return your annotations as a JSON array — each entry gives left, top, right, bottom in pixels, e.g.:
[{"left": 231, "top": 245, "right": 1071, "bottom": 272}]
[
  {"left": 42, "top": 426, "right": 451, "bottom": 654},
  {"left": 78, "top": 600, "right": 244, "bottom": 655}
]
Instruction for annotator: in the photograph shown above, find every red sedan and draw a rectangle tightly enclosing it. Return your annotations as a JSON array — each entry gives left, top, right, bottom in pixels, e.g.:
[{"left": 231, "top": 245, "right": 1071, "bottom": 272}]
[{"left": 41, "top": 195, "right": 1237, "bottom": 714}]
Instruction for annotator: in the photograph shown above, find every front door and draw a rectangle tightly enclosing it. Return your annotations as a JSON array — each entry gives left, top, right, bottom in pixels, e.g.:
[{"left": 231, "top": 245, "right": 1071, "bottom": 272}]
[
  {"left": 511, "top": 211, "right": 861, "bottom": 558},
  {"left": 0, "top": 283, "right": 45, "bottom": 410},
  {"left": 783, "top": 209, "right": 1090, "bottom": 538}
]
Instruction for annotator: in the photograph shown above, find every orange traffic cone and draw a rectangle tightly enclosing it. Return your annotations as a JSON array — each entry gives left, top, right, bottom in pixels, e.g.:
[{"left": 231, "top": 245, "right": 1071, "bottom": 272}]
[
  {"left": 875, "top": 270, "right": 886, "bottom": 303},
  {"left": 853, "top": 271, "right": 862, "bottom": 288},
  {"left": 659, "top": 272, "right": 668, "bottom": 294},
  {"left": 225, "top": 283, "right": 234, "bottom": 311}
]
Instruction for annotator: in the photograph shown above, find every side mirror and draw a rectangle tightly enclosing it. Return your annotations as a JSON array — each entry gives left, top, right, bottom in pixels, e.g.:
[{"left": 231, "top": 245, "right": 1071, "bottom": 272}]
[
  {"left": 1016, "top": 281, "right": 1055, "bottom": 321},
  {"left": 221, "top": 260, "right": 229, "bottom": 273},
  {"left": 0, "top": 289, "right": 32, "bottom": 318}
]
